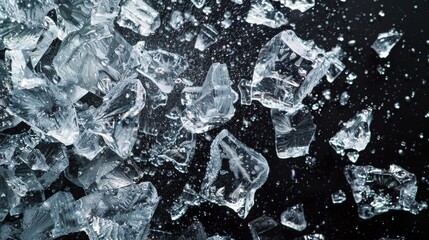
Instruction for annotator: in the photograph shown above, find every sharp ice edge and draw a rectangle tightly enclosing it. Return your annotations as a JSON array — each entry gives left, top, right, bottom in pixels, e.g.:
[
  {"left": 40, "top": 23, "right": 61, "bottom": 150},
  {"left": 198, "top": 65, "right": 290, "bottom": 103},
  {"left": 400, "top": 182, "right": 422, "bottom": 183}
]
[
  {"left": 195, "top": 24, "right": 219, "bottom": 51},
  {"left": 116, "top": 0, "right": 160, "bottom": 36},
  {"left": 280, "top": 203, "right": 307, "bottom": 231},
  {"left": 246, "top": 0, "right": 288, "bottom": 28},
  {"left": 371, "top": 29, "right": 402, "bottom": 58},
  {"left": 280, "top": 0, "right": 315, "bottom": 12}
]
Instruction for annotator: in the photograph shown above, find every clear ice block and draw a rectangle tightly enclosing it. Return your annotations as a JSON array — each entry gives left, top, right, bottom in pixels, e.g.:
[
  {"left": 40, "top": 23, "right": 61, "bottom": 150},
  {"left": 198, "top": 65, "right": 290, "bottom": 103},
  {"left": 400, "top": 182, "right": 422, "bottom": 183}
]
[
  {"left": 195, "top": 24, "right": 219, "bottom": 51},
  {"left": 246, "top": 0, "right": 288, "bottom": 28},
  {"left": 344, "top": 164, "right": 427, "bottom": 219},
  {"left": 248, "top": 215, "right": 284, "bottom": 240},
  {"left": 116, "top": 0, "right": 161, "bottom": 36},
  {"left": 331, "top": 190, "right": 346, "bottom": 204},
  {"left": 181, "top": 63, "right": 238, "bottom": 134},
  {"left": 200, "top": 129, "right": 269, "bottom": 218},
  {"left": 280, "top": 203, "right": 307, "bottom": 231},
  {"left": 280, "top": 0, "right": 315, "bottom": 12},
  {"left": 271, "top": 107, "right": 316, "bottom": 159},
  {"left": 371, "top": 29, "right": 402, "bottom": 58}
]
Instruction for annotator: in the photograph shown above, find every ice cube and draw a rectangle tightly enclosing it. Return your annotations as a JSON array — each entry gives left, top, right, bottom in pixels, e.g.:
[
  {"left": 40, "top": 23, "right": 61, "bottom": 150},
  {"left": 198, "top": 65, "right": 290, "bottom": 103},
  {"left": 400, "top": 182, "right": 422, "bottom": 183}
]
[
  {"left": 371, "top": 29, "right": 402, "bottom": 58},
  {"left": 345, "top": 164, "right": 427, "bottom": 219},
  {"left": 181, "top": 63, "right": 238, "bottom": 134},
  {"left": 271, "top": 107, "right": 316, "bottom": 159},
  {"left": 116, "top": 0, "right": 160, "bottom": 36},
  {"left": 246, "top": 0, "right": 288, "bottom": 28},
  {"left": 248, "top": 215, "right": 284, "bottom": 240},
  {"left": 195, "top": 24, "right": 219, "bottom": 51},
  {"left": 280, "top": 203, "right": 307, "bottom": 231},
  {"left": 329, "top": 108, "right": 372, "bottom": 162},
  {"left": 280, "top": 0, "right": 315, "bottom": 12},
  {"left": 331, "top": 190, "right": 346, "bottom": 204},
  {"left": 200, "top": 129, "right": 269, "bottom": 218}
]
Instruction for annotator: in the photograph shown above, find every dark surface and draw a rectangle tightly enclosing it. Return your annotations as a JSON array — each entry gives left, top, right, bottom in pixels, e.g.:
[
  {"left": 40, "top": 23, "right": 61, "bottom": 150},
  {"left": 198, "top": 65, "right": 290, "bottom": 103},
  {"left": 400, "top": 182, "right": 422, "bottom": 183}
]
[{"left": 3, "top": 0, "right": 429, "bottom": 239}]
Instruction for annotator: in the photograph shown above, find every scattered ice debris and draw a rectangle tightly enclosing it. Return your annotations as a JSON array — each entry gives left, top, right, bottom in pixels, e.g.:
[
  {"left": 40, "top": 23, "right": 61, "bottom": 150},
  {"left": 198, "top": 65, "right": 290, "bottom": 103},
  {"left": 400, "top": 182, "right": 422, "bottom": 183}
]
[
  {"left": 371, "top": 29, "right": 402, "bottom": 58},
  {"left": 331, "top": 190, "right": 347, "bottom": 204},
  {"left": 246, "top": 0, "right": 288, "bottom": 28},
  {"left": 344, "top": 164, "right": 427, "bottom": 219},
  {"left": 280, "top": 0, "right": 316, "bottom": 12},
  {"left": 280, "top": 203, "right": 307, "bottom": 231},
  {"left": 329, "top": 108, "right": 373, "bottom": 162}
]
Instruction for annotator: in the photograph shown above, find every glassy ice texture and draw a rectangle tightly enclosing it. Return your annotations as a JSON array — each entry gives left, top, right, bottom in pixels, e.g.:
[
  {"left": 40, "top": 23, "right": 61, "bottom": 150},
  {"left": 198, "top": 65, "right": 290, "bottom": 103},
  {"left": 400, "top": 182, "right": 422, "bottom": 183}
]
[
  {"left": 178, "top": 221, "right": 207, "bottom": 240},
  {"left": 248, "top": 215, "right": 283, "bottom": 240},
  {"left": 116, "top": 0, "right": 161, "bottom": 36},
  {"left": 271, "top": 108, "right": 316, "bottom": 159},
  {"left": 344, "top": 164, "right": 427, "bottom": 219},
  {"left": 200, "top": 130, "right": 269, "bottom": 218},
  {"left": 329, "top": 108, "right": 372, "bottom": 162},
  {"left": 169, "top": 184, "right": 203, "bottom": 220},
  {"left": 29, "top": 17, "right": 58, "bottom": 67},
  {"left": 239, "top": 30, "right": 343, "bottom": 112},
  {"left": 280, "top": 0, "right": 315, "bottom": 12},
  {"left": 53, "top": 24, "right": 132, "bottom": 97},
  {"left": 371, "top": 29, "right": 402, "bottom": 58},
  {"left": 7, "top": 78, "right": 79, "bottom": 145},
  {"left": 191, "top": 0, "right": 206, "bottom": 9},
  {"left": 90, "top": 79, "right": 146, "bottom": 158},
  {"left": 91, "top": 0, "right": 121, "bottom": 25},
  {"left": 280, "top": 203, "right": 307, "bottom": 231},
  {"left": 135, "top": 49, "right": 189, "bottom": 93},
  {"left": 181, "top": 63, "right": 238, "bottom": 133},
  {"left": 331, "top": 190, "right": 346, "bottom": 204},
  {"left": 0, "top": 168, "right": 21, "bottom": 221},
  {"left": 246, "top": 0, "right": 288, "bottom": 28},
  {"left": 302, "top": 234, "right": 325, "bottom": 240},
  {"left": 54, "top": 0, "right": 94, "bottom": 40},
  {"left": 195, "top": 24, "right": 219, "bottom": 51}
]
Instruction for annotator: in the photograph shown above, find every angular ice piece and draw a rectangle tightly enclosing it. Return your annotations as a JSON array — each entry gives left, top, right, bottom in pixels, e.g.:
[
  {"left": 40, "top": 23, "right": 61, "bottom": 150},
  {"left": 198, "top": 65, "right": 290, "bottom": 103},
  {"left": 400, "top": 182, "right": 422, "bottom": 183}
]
[
  {"left": 73, "top": 130, "right": 104, "bottom": 160},
  {"left": 207, "top": 235, "right": 235, "bottom": 240},
  {"left": 7, "top": 78, "right": 79, "bottom": 145},
  {"left": 248, "top": 215, "right": 283, "bottom": 240},
  {"left": 325, "top": 47, "right": 346, "bottom": 83},
  {"left": 302, "top": 234, "right": 325, "bottom": 240},
  {"left": 200, "top": 130, "right": 269, "bottom": 218},
  {"left": 5, "top": 50, "right": 35, "bottom": 86},
  {"left": 29, "top": 17, "right": 58, "bottom": 67},
  {"left": 170, "top": 11, "right": 185, "bottom": 29},
  {"left": 331, "top": 190, "right": 346, "bottom": 204},
  {"left": 339, "top": 91, "right": 350, "bottom": 106},
  {"left": 241, "top": 30, "right": 340, "bottom": 112},
  {"left": 371, "top": 29, "right": 402, "bottom": 58},
  {"left": 178, "top": 221, "right": 207, "bottom": 240},
  {"left": 246, "top": 0, "right": 288, "bottom": 28},
  {"left": 0, "top": 221, "right": 21, "bottom": 240},
  {"left": 0, "top": 168, "right": 21, "bottom": 221},
  {"left": 329, "top": 108, "right": 372, "bottom": 162},
  {"left": 280, "top": 203, "right": 307, "bottom": 231},
  {"left": 191, "top": 0, "right": 206, "bottom": 8},
  {"left": 20, "top": 149, "right": 49, "bottom": 171},
  {"left": 271, "top": 108, "right": 316, "bottom": 159},
  {"left": 90, "top": 79, "right": 146, "bottom": 158},
  {"left": 90, "top": 0, "right": 121, "bottom": 25},
  {"left": 54, "top": 0, "right": 94, "bottom": 40},
  {"left": 53, "top": 24, "right": 132, "bottom": 95},
  {"left": 181, "top": 63, "right": 238, "bottom": 134},
  {"left": 169, "top": 184, "right": 203, "bottom": 220},
  {"left": 195, "top": 24, "right": 219, "bottom": 51},
  {"left": 116, "top": 0, "right": 160, "bottom": 36},
  {"left": 136, "top": 49, "right": 189, "bottom": 93},
  {"left": 0, "top": 0, "right": 54, "bottom": 23},
  {"left": 280, "top": 0, "right": 315, "bottom": 12},
  {"left": 344, "top": 164, "right": 427, "bottom": 219}
]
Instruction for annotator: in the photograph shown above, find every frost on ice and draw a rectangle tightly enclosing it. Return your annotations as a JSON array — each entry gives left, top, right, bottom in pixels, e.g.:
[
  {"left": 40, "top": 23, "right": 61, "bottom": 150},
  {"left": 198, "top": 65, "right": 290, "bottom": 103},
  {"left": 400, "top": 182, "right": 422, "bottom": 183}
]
[{"left": 371, "top": 29, "right": 402, "bottom": 58}]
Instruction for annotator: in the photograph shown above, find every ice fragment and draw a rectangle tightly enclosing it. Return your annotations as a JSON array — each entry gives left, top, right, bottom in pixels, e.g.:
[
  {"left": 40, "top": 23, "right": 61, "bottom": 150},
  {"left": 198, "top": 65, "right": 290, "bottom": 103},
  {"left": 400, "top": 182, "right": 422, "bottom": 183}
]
[
  {"left": 280, "top": 203, "right": 307, "bottom": 231},
  {"left": 195, "top": 24, "right": 219, "bottom": 51},
  {"left": 248, "top": 215, "right": 283, "bottom": 240},
  {"left": 331, "top": 190, "right": 346, "bottom": 204},
  {"left": 246, "top": 0, "right": 288, "bottom": 28},
  {"left": 116, "top": 0, "right": 161, "bottom": 36},
  {"left": 371, "top": 29, "right": 402, "bottom": 58},
  {"left": 280, "top": 0, "right": 315, "bottom": 12}
]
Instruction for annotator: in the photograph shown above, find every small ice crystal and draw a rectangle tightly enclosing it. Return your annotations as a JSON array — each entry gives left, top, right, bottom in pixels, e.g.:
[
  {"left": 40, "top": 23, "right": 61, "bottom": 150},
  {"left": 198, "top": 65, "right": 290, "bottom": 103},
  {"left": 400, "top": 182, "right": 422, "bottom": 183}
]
[
  {"left": 280, "top": 203, "right": 307, "bottom": 231},
  {"left": 371, "top": 29, "right": 402, "bottom": 58}
]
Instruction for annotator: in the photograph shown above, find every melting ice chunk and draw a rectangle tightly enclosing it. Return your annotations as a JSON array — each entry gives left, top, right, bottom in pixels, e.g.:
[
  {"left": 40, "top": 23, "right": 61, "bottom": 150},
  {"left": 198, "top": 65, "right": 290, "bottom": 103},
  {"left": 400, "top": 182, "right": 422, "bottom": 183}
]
[
  {"left": 246, "top": 0, "right": 288, "bottom": 28},
  {"left": 271, "top": 108, "right": 316, "bottom": 159},
  {"left": 371, "top": 29, "right": 402, "bottom": 58},
  {"left": 117, "top": 0, "right": 161, "bottom": 36},
  {"left": 331, "top": 190, "right": 346, "bottom": 204},
  {"left": 90, "top": 79, "right": 146, "bottom": 158},
  {"left": 195, "top": 24, "right": 219, "bottom": 51},
  {"left": 181, "top": 63, "right": 238, "bottom": 133},
  {"left": 248, "top": 215, "right": 283, "bottom": 240},
  {"left": 280, "top": 203, "right": 307, "bottom": 231},
  {"left": 344, "top": 164, "right": 427, "bottom": 219},
  {"left": 280, "top": 0, "right": 315, "bottom": 12},
  {"left": 200, "top": 130, "right": 269, "bottom": 218},
  {"left": 7, "top": 78, "right": 79, "bottom": 145},
  {"left": 191, "top": 0, "right": 206, "bottom": 9},
  {"left": 329, "top": 108, "right": 372, "bottom": 162},
  {"left": 239, "top": 30, "right": 343, "bottom": 112}
]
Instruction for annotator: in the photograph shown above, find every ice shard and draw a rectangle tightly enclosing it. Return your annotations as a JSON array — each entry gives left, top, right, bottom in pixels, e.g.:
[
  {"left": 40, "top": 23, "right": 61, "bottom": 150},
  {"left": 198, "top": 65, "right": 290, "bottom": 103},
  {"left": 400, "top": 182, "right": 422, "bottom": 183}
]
[
  {"left": 248, "top": 215, "right": 284, "bottom": 240},
  {"left": 344, "top": 164, "right": 427, "bottom": 219},
  {"left": 191, "top": 0, "right": 206, "bottom": 9},
  {"left": 0, "top": 168, "right": 21, "bottom": 221},
  {"left": 178, "top": 221, "right": 207, "bottom": 240},
  {"left": 181, "top": 63, "right": 238, "bottom": 134},
  {"left": 371, "top": 29, "right": 402, "bottom": 58},
  {"left": 280, "top": 203, "right": 307, "bottom": 231},
  {"left": 331, "top": 190, "right": 346, "bottom": 204},
  {"left": 54, "top": 0, "right": 94, "bottom": 40},
  {"left": 53, "top": 24, "right": 133, "bottom": 97},
  {"left": 195, "top": 24, "right": 219, "bottom": 51},
  {"left": 7, "top": 77, "right": 79, "bottom": 145},
  {"left": 239, "top": 30, "right": 343, "bottom": 112},
  {"left": 246, "top": 0, "right": 288, "bottom": 28},
  {"left": 329, "top": 108, "right": 372, "bottom": 162},
  {"left": 280, "top": 0, "right": 315, "bottom": 12},
  {"left": 116, "top": 0, "right": 161, "bottom": 36},
  {"left": 29, "top": 17, "right": 58, "bottom": 67},
  {"left": 89, "top": 79, "right": 146, "bottom": 158},
  {"left": 271, "top": 107, "right": 316, "bottom": 159},
  {"left": 90, "top": 0, "right": 121, "bottom": 25},
  {"left": 169, "top": 184, "right": 203, "bottom": 220},
  {"left": 200, "top": 130, "right": 269, "bottom": 218}
]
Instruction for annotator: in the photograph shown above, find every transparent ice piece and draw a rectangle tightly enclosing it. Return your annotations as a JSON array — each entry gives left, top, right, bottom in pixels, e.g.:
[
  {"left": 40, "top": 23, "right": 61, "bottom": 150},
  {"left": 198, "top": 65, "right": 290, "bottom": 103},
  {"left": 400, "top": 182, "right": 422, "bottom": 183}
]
[
  {"left": 302, "top": 234, "right": 325, "bottom": 240},
  {"left": 280, "top": 203, "right": 307, "bottom": 231},
  {"left": 242, "top": 30, "right": 341, "bottom": 112},
  {"left": 90, "top": 79, "right": 146, "bottom": 158},
  {"left": 73, "top": 130, "right": 105, "bottom": 160},
  {"left": 5, "top": 50, "right": 35, "bottom": 87},
  {"left": 34, "top": 142, "right": 69, "bottom": 189},
  {"left": 53, "top": 24, "right": 132, "bottom": 95},
  {"left": 195, "top": 24, "right": 219, "bottom": 51},
  {"left": 116, "top": 0, "right": 160, "bottom": 36},
  {"left": 200, "top": 129, "right": 269, "bottom": 218},
  {"left": 0, "top": 168, "right": 21, "bottom": 221},
  {"left": 207, "top": 235, "right": 235, "bottom": 240},
  {"left": 371, "top": 29, "right": 402, "bottom": 58},
  {"left": 248, "top": 215, "right": 283, "bottom": 240},
  {"left": 169, "top": 184, "right": 203, "bottom": 220},
  {"left": 29, "top": 17, "right": 58, "bottom": 67},
  {"left": 178, "top": 221, "right": 207, "bottom": 240},
  {"left": 329, "top": 108, "right": 372, "bottom": 162},
  {"left": 54, "top": 0, "right": 94, "bottom": 40},
  {"left": 20, "top": 149, "right": 49, "bottom": 171},
  {"left": 191, "top": 0, "right": 206, "bottom": 9},
  {"left": 7, "top": 78, "right": 79, "bottom": 145},
  {"left": 331, "top": 190, "right": 346, "bottom": 204},
  {"left": 271, "top": 108, "right": 316, "bottom": 159},
  {"left": 181, "top": 63, "right": 238, "bottom": 134},
  {"left": 344, "top": 164, "right": 427, "bottom": 219},
  {"left": 170, "top": 11, "right": 185, "bottom": 30},
  {"left": 246, "top": 0, "right": 288, "bottom": 28},
  {"left": 280, "top": 0, "right": 315, "bottom": 12},
  {"left": 0, "top": 221, "right": 21, "bottom": 240},
  {"left": 90, "top": 0, "right": 121, "bottom": 25}
]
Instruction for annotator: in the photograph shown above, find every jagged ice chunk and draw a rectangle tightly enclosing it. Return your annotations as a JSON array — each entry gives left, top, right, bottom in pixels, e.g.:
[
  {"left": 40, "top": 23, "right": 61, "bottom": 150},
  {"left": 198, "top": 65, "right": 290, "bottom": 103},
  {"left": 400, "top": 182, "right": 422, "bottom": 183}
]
[
  {"left": 116, "top": 0, "right": 160, "bottom": 36},
  {"left": 246, "top": 0, "right": 288, "bottom": 28},
  {"left": 371, "top": 29, "right": 402, "bottom": 58},
  {"left": 280, "top": 203, "right": 307, "bottom": 231},
  {"left": 280, "top": 0, "right": 315, "bottom": 12}
]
